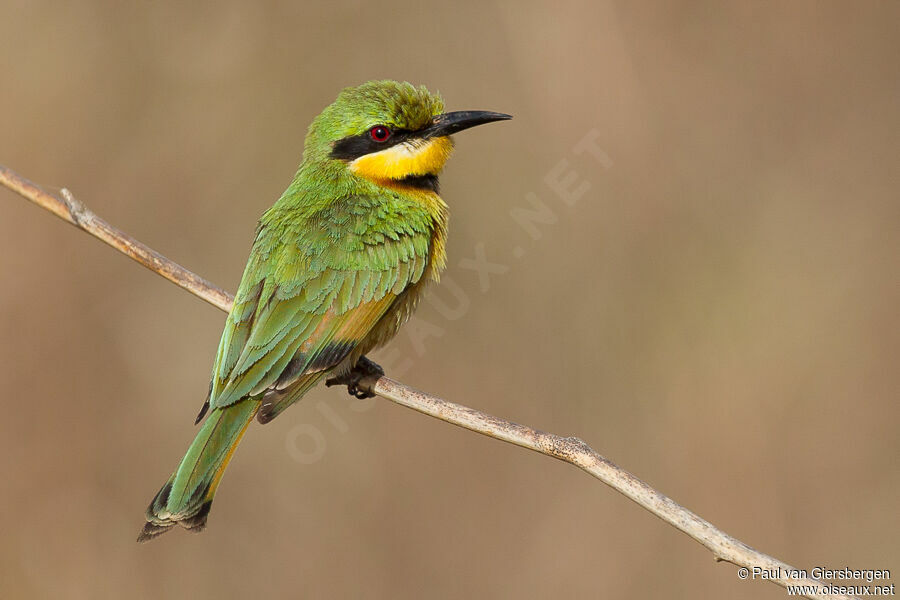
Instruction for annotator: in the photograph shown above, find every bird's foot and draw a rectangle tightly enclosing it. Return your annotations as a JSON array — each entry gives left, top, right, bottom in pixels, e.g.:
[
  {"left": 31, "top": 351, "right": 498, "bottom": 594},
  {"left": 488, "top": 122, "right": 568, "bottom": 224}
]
[{"left": 326, "top": 356, "right": 384, "bottom": 399}]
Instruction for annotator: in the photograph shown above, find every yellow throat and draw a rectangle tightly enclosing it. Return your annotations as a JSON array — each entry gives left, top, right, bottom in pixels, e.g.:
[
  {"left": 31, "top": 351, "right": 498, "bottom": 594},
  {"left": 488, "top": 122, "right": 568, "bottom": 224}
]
[{"left": 348, "top": 137, "right": 454, "bottom": 185}]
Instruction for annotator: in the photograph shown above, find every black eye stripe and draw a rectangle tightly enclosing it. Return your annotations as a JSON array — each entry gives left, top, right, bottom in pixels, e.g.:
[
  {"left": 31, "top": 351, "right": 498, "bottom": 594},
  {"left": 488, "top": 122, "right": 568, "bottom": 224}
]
[{"left": 330, "top": 128, "right": 415, "bottom": 161}]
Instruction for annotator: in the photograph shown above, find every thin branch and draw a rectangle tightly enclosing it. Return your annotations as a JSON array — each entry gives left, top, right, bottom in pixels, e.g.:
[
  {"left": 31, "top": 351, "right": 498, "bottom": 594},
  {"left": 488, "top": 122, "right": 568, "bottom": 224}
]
[
  {"left": 0, "top": 164, "right": 856, "bottom": 600},
  {"left": 0, "top": 165, "right": 232, "bottom": 312}
]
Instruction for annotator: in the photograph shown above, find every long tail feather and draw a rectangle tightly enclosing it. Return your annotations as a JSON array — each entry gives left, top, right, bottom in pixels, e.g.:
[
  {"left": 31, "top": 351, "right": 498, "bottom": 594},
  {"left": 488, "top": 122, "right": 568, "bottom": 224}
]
[{"left": 137, "top": 399, "right": 259, "bottom": 542}]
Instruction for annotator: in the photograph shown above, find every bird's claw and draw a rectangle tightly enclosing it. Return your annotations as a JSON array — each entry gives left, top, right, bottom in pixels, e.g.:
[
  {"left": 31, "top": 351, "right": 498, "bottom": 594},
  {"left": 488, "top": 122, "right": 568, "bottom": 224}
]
[
  {"left": 325, "top": 356, "right": 384, "bottom": 399},
  {"left": 348, "top": 384, "right": 372, "bottom": 399}
]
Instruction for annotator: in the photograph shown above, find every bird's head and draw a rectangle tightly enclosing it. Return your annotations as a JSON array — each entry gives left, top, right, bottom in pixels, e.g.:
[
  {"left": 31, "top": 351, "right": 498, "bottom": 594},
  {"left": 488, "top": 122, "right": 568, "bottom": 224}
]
[{"left": 303, "top": 80, "right": 510, "bottom": 190}]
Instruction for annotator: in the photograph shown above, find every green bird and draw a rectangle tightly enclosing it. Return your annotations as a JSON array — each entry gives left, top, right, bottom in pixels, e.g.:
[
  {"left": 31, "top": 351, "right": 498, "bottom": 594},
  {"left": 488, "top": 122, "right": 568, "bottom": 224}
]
[{"left": 138, "top": 80, "right": 510, "bottom": 541}]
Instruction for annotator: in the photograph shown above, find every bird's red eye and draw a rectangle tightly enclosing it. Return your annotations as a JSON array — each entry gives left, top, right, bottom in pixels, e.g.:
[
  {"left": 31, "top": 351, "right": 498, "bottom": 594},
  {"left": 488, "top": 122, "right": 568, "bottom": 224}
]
[{"left": 369, "top": 126, "right": 391, "bottom": 142}]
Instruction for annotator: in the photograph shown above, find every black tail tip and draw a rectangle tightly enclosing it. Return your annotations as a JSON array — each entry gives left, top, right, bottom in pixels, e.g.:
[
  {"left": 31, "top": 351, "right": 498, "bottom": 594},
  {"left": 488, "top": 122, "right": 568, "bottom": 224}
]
[
  {"left": 180, "top": 500, "right": 213, "bottom": 532},
  {"left": 136, "top": 499, "right": 213, "bottom": 543},
  {"left": 136, "top": 521, "right": 173, "bottom": 543}
]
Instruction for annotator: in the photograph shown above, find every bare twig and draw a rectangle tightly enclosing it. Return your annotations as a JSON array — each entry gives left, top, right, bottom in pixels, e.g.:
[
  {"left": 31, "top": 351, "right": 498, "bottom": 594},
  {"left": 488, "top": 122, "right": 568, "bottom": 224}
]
[
  {"left": 0, "top": 165, "right": 232, "bottom": 312},
  {"left": 0, "top": 164, "right": 856, "bottom": 600}
]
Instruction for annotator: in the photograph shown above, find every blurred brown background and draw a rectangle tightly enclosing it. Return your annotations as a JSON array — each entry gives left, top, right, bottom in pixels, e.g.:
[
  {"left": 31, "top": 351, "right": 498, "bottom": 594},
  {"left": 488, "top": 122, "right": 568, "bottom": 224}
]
[{"left": 1, "top": 1, "right": 897, "bottom": 598}]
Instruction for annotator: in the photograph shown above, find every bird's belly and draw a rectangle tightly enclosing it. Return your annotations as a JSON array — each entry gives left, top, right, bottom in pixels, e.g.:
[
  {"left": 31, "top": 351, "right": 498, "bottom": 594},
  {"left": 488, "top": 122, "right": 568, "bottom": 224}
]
[{"left": 336, "top": 273, "right": 432, "bottom": 375}]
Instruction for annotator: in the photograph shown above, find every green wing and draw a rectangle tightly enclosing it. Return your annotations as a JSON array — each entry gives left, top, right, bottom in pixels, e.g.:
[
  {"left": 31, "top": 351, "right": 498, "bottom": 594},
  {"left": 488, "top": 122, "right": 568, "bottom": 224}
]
[{"left": 203, "top": 199, "right": 432, "bottom": 422}]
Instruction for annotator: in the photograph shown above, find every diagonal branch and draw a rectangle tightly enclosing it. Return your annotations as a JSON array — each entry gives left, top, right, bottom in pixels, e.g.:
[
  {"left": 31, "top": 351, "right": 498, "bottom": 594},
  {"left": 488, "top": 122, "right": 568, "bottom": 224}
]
[
  {"left": 0, "top": 164, "right": 856, "bottom": 600},
  {"left": 0, "top": 165, "right": 232, "bottom": 312}
]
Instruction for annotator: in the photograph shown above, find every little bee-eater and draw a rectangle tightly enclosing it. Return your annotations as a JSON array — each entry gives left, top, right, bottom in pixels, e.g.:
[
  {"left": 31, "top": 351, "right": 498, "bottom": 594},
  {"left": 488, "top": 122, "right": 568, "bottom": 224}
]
[{"left": 138, "top": 80, "right": 510, "bottom": 541}]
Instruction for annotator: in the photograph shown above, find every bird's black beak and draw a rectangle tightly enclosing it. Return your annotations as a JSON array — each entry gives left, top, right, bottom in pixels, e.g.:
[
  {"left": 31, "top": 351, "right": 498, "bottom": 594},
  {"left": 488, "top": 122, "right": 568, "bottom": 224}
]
[{"left": 423, "top": 111, "right": 512, "bottom": 138}]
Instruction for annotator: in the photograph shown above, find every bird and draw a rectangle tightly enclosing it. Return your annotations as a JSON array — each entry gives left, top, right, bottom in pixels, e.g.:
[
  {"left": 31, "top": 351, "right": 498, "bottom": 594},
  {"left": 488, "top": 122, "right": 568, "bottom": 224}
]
[{"left": 137, "top": 80, "right": 510, "bottom": 541}]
